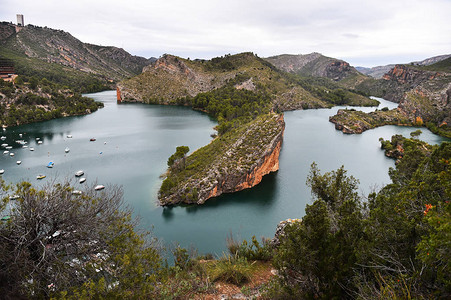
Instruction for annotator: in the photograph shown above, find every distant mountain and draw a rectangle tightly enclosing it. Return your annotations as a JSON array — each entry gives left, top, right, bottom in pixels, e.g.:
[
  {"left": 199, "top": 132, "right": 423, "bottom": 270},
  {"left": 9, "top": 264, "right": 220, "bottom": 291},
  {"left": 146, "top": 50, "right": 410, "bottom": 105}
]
[
  {"left": 0, "top": 22, "right": 154, "bottom": 91},
  {"left": 355, "top": 65, "right": 395, "bottom": 79},
  {"left": 264, "top": 53, "right": 367, "bottom": 88},
  {"left": 412, "top": 54, "right": 451, "bottom": 66},
  {"left": 356, "top": 54, "right": 451, "bottom": 79}
]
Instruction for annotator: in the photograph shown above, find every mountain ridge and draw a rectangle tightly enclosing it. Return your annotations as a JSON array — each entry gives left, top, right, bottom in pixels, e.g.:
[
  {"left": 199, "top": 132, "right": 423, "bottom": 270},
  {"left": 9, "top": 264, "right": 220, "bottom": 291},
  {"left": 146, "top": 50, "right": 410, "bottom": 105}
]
[
  {"left": 356, "top": 54, "right": 451, "bottom": 79},
  {"left": 0, "top": 22, "right": 154, "bottom": 91},
  {"left": 263, "top": 52, "right": 368, "bottom": 89}
]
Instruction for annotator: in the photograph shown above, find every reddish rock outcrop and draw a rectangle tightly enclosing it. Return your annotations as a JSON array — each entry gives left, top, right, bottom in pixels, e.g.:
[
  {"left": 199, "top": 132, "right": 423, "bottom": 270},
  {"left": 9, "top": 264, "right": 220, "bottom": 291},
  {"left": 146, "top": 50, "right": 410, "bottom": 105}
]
[
  {"left": 116, "top": 87, "right": 122, "bottom": 103},
  {"left": 159, "top": 113, "right": 285, "bottom": 206}
]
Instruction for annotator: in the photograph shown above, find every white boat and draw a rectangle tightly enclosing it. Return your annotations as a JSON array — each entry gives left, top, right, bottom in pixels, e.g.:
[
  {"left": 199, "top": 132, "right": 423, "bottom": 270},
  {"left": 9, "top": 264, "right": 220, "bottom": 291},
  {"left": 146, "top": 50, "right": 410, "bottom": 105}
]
[
  {"left": 79, "top": 177, "right": 86, "bottom": 184},
  {"left": 67, "top": 135, "right": 73, "bottom": 138},
  {"left": 19, "top": 134, "right": 22, "bottom": 138},
  {"left": 22, "top": 145, "right": 28, "bottom": 148},
  {"left": 3, "top": 151, "right": 8, "bottom": 154},
  {"left": 0, "top": 169, "right": 4, "bottom": 174},
  {"left": 72, "top": 190, "right": 82, "bottom": 195},
  {"left": 16, "top": 161, "right": 21, "bottom": 165},
  {"left": 9, "top": 195, "right": 19, "bottom": 200},
  {"left": 0, "top": 136, "right": 5, "bottom": 141},
  {"left": 29, "top": 147, "right": 34, "bottom": 151},
  {"left": 1, "top": 143, "right": 7, "bottom": 147},
  {"left": 36, "top": 137, "right": 40, "bottom": 140},
  {"left": 75, "top": 170, "right": 84, "bottom": 177},
  {"left": 9, "top": 153, "right": 14, "bottom": 156},
  {"left": 65, "top": 147, "right": 70, "bottom": 153},
  {"left": 5, "top": 146, "right": 12, "bottom": 150},
  {"left": 37, "top": 141, "right": 43, "bottom": 144},
  {"left": 94, "top": 185, "right": 105, "bottom": 191}
]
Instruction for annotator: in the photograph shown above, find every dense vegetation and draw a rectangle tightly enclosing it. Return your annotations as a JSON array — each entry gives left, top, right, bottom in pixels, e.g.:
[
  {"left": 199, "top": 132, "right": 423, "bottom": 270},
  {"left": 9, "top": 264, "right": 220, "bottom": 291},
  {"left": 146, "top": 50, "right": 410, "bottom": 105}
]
[
  {"left": 266, "top": 136, "right": 451, "bottom": 299},
  {"left": 0, "top": 49, "right": 110, "bottom": 93},
  {"left": 0, "top": 77, "right": 103, "bottom": 127},
  {"left": 286, "top": 74, "right": 379, "bottom": 106},
  {"left": 184, "top": 86, "right": 273, "bottom": 135}
]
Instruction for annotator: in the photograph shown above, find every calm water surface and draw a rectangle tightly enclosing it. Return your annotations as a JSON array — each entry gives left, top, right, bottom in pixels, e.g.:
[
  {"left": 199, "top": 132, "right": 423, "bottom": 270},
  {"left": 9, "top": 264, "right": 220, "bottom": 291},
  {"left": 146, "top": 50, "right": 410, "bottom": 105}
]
[{"left": 1, "top": 92, "right": 448, "bottom": 255}]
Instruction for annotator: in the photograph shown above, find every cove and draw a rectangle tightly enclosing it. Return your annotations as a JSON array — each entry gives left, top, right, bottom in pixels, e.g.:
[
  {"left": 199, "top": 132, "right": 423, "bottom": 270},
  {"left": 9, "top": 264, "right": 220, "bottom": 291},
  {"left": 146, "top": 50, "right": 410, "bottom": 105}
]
[{"left": 0, "top": 91, "right": 448, "bottom": 255}]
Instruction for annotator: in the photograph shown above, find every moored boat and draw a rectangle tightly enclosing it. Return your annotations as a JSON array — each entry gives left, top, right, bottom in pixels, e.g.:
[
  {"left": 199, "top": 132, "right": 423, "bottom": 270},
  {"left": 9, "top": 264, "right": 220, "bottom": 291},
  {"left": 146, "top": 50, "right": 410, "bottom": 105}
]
[
  {"left": 90, "top": 138, "right": 96, "bottom": 142},
  {"left": 16, "top": 161, "right": 21, "bottom": 165},
  {"left": 47, "top": 162, "right": 54, "bottom": 168},
  {"left": 37, "top": 174, "right": 46, "bottom": 180},
  {"left": 29, "top": 147, "right": 34, "bottom": 151},
  {"left": 65, "top": 147, "right": 70, "bottom": 153},
  {"left": 0, "top": 169, "right": 4, "bottom": 174},
  {"left": 75, "top": 170, "right": 84, "bottom": 177},
  {"left": 94, "top": 185, "right": 105, "bottom": 191},
  {"left": 79, "top": 177, "right": 86, "bottom": 184}
]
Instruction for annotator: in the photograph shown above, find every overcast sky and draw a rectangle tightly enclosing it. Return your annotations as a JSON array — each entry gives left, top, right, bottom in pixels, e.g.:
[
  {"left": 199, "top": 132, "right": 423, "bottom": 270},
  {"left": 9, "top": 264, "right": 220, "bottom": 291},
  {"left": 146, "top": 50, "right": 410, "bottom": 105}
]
[{"left": 1, "top": 0, "right": 450, "bottom": 67}]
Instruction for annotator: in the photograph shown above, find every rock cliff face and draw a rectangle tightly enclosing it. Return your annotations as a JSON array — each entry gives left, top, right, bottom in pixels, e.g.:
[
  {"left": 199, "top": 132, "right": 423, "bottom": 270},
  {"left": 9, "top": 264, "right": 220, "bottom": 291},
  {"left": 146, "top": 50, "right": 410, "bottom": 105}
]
[
  {"left": 159, "top": 113, "right": 285, "bottom": 205},
  {"left": 382, "top": 64, "right": 451, "bottom": 133}
]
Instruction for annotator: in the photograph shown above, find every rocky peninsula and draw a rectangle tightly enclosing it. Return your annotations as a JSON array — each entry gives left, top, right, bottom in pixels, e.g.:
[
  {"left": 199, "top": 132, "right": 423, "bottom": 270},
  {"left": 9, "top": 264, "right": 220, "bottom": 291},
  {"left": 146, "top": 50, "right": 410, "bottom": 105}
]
[{"left": 159, "top": 113, "right": 285, "bottom": 205}]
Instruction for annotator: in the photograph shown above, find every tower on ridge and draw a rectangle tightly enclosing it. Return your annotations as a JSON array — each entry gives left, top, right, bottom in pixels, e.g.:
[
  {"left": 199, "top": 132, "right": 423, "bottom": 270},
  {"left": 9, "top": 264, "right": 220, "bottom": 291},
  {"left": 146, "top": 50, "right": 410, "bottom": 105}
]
[{"left": 17, "top": 14, "right": 24, "bottom": 26}]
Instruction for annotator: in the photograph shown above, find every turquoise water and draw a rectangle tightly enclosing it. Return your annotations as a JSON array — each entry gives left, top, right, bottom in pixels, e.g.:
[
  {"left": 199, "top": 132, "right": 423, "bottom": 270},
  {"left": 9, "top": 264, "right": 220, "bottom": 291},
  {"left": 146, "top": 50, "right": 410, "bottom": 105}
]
[{"left": 1, "top": 91, "right": 448, "bottom": 255}]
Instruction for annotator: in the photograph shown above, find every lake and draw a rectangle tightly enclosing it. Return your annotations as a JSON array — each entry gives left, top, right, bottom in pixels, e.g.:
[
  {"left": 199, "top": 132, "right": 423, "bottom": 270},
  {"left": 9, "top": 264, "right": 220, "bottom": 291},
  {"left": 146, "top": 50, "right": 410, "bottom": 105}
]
[{"left": 1, "top": 91, "right": 448, "bottom": 256}]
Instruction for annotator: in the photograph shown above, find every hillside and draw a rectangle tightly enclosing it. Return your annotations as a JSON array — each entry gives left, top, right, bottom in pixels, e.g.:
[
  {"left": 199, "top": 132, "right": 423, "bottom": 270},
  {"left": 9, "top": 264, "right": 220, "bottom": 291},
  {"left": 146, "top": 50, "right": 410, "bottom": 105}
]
[
  {"left": 0, "top": 78, "right": 103, "bottom": 127},
  {"left": 0, "top": 22, "right": 153, "bottom": 92},
  {"left": 118, "top": 52, "right": 376, "bottom": 111},
  {"left": 264, "top": 52, "right": 368, "bottom": 88}
]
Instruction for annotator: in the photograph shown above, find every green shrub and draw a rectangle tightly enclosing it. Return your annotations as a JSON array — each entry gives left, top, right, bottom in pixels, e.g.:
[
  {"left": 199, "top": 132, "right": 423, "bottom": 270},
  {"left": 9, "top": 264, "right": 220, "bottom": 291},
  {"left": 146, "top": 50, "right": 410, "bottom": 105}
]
[
  {"left": 228, "top": 235, "right": 273, "bottom": 261},
  {"left": 209, "top": 254, "right": 253, "bottom": 286}
]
